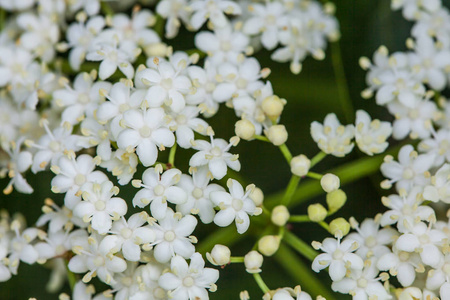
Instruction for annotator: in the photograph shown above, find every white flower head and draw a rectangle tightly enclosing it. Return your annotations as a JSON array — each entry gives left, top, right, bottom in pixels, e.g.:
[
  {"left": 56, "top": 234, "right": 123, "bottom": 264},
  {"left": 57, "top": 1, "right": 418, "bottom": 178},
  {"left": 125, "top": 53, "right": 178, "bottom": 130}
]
[
  {"left": 210, "top": 179, "right": 262, "bottom": 234},
  {"left": 132, "top": 166, "right": 187, "bottom": 220},
  {"left": 189, "top": 132, "right": 241, "bottom": 180},
  {"left": 158, "top": 253, "right": 219, "bottom": 300},
  {"left": 355, "top": 110, "right": 392, "bottom": 156},
  {"left": 310, "top": 113, "right": 355, "bottom": 157}
]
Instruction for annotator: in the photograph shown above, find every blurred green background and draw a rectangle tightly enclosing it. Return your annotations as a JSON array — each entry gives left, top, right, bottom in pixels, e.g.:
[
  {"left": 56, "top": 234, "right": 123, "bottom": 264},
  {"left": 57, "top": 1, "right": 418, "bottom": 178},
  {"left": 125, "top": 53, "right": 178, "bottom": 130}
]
[{"left": 0, "top": 0, "right": 432, "bottom": 299}]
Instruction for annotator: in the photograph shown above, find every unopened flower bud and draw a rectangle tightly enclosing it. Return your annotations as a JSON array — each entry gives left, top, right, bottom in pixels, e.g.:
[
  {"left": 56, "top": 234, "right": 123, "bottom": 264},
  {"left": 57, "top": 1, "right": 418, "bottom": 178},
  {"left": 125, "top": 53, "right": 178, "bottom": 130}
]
[
  {"left": 249, "top": 187, "right": 264, "bottom": 206},
  {"left": 258, "top": 235, "right": 281, "bottom": 256},
  {"left": 235, "top": 119, "right": 255, "bottom": 141},
  {"left": 271, "top": 205, "right": 290, "bottom": 226},
  {"left": 320, "top": 173, "right": 340, "bottom": 193},
  {"left": 290, "top": 154, "right": 310, "bottom": 176},
  {"left": 265, "top": 125, "right": 288, "bottom": 146},
  {"left": 244, "top": 250, "right": 263, "bottom": 273},
  {"left": 240, "top": 291, "right": 250, "bottom": 300},
  {"left": 261, "top": 95, "right": 285, "bottom": 120},
  {"left": 307, "top": 204, "right": 327, "bottom": 222},
  {"left": 326, "top": 189, "right": 347, "bottom": 213},
  {"left": 329, "top": 217, "right": 350, "bottom": 237},
  {"left": 206, "top": 244, "right": 231, "bottom": 266}
]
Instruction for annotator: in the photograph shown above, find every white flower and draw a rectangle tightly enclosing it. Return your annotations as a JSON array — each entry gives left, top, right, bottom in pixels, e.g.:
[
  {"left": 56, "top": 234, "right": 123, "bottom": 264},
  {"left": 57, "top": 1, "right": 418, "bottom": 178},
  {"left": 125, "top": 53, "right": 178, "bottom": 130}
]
[
  {"left": 168, "top": 105, "right": 209, "bottom": 149},
  {"left": 210, "top": 179, "right": 262, "bottom": 234},
  {"left": 272, "top": 287, "right": 312, "bottom": 300},
  {"left": 1, "top": 139, "right": 33, "bottom": 195},
  {"left": 346, "top": 218, "right": 397, "bottom": 259},
  {"left": 423, "top": 164, "right": 450, "bottom": 203},
  {"left": 74, "top": 181, "right": 128, "bottom": 234},
  {"left": 176, "top": 166, "right": 224, "bottom": 224},
  {"left": 156, "top": 0, "right": 190, "bottom": 38},
  {"left": 377, "top": 246, "right": 421, "bottom": 287},
  {"left": 387, "top": 99, "right": 437, "bottom": 140},
  {"left": 395, "top": 222, "right": 446, "bottom": 268},
  {"left": 158, "top": 253, "right": 219, "bottom": 300},
  {"left": 418, "top": 128, "right": 450, "bottom": 167},
  {"left": 86, "top": 42, "right": 136, "bottom": 80},
  {"left": 412, "top": 10, "right": 450, "bottom": 48},
  {"left": 36, "top": 200, "right": 86, "bottom": 233},
  {"left": 380, "top": 145, "right": 434, "bottom": 191},
  {"left": 116, "top": 108, "right": 175, "bottom": 167},
  {"left": 109, "top": 212, "right": 155, "bottom": 262},
  {"left": 150, "top": 208, "right": 197, "bottom": 263},
  {"left": 132, "top": 166, "right": 187, "bottom": 220},
  {"left": 16, "top": 13, "right": 59, "bottom": 62},
  {"left": 29, "top": 121, "right": 88, "bottom": 173},
  {"left": 69, "top": 233, "right": 127, "bottom": 284},
  {"left": 408, "top": 35, "right": 450, "bottom": 91},
  {"left": 311, "top": 237, "right": 364, "bottom": 282},
  {"left": 354, "top": 110, "right": 392, "bottom": 156},
  {"left": 310, "top": 113, "right": 355, "bottom": 157},
  {"left": 52, "top": 73, "right": 111, "bottom": 125},
  {"left": 391, "top": 0, "right": 441, "bottom": 20},
  {"left": 380, "top": 187, "right": 435, "bottom": 233},
  {"left": 99, "top": 150, "right": 138, "bottom": 185},
  {"left": 242, "top": 2, "right": 287, "bottom": 50},
  {"left": 189, "top": 0, "right": 241, "bottom": 30},
  {"left": 189, "top": 135, "right": 240, "bottom": 180},
  {"left": 50, "top": 154, "right": 108, "bottom": 209},
  {"left": 66, "top": 16, "right": 106, "bottom": 70},
  {"left": 0, "top": 46, "right": 34, "bottom": 87},
  {"left": 425, "top": 253, "right": 450, "bottom": 291},
  {"left": 80, "top": 117, "right": 113, "bottom": 161},
  {"left": 8, "top": 221, "right": 40, "bottom": 275},
  {"left": 137, "top": 56, "right": 192, "bottom": 113},
  {"left": 331, "top": 262, "right": 392, "bottom": 300},
  {"left": 195, "top": 25, "right": 249, "bottom": 65}
]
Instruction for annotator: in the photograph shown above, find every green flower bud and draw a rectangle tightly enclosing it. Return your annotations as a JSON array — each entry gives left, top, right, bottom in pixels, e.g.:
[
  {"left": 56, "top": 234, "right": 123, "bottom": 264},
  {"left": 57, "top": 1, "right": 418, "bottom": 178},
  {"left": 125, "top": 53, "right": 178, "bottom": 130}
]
[
  {"left": 326, "top": 189, "right": 347, "bottom": 213},
  {"left": 307, "top": 203, "right": 327, "bottom": 222},
  {"left": 258, "top": 235, "right": 281, "bottom": 256},
  {"left": 329, "top": 217, "right": 350, "bottom": 237},
  {"left": 271, "top": 205, "right": 290, "bottom": 226}
]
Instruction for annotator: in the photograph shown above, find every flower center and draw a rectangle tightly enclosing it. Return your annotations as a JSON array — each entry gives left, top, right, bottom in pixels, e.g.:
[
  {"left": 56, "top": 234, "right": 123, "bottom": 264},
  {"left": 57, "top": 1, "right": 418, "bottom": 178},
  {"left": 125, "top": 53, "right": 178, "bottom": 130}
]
[
  {"left": 444, "top": 263, "right": 450, "bottom": 275},
  {"left": 176, "top": 114, "right": 187, "bottom": 125},
  {"left": 357, "top": 278, "right": 368, "bottom": 288},
  {"left": 154, "top": 184, "right": 165, "bottom": 196},
  {"left": 232, "top": 198, "right": 243, "bottom": 211},
  {"left": 95, "top": 200, "right": 106, "bottom": 211},
  {"left": 192, "top": 187, "right": 203, "bottom": 199},
  {"left": 139, "top": 126, "right": 152, "bottom": 138},
  {"left": 164, "top": 230, "right": 176, "bottom": 242},
  {"left": 402, "top": 168, "right": 414, "bottom": 180},
  {"left": 399, "top": 251, "right": 410, "bottom": 262},
  {"left": 121, "top": 276, "right": 133, "bottom": 287},
  {"left": 161, "top": 78, "right": 173, "bottom": 90},
  {"left": 94, "top": 256, "right": 105, "bottom": 267},
  {"left": 183, "top": 276, "right": 195, "bottom": 287},
  {"left": 205, "top": 82, "right": 216, "bottom": 93},
  {"left": 154, "top": 287, "right": 166, "bottom": 299},
  {"left": 332, "top": 249, "right": 344, "bottom": 260},
  {"left": 210, "top": 146, "right": 222, "bottom": 157},
  {"left": 119, "top": 103, "right": 130, "bottom": 113},
  {"left": 49, "top": 141, "right": 61, "bottom": 152},
  {"left": 419, "top": 234, "right": 430, "bottom": 244},
  {"left": 221, "top": 41, "right": 231, "bottom": 51},
  {"left": 236, "top": 78, "right": 248, "bottom": 89},
  {"left": 78, "top": 93, "right": 90, "bottom": 104},
  {"left": 365, "top": 236, "right": 377, "bottom": 248},
  {"left": 75, "top": 174, "right": 86, "bottom": 186},
  {"left": 121, "top": 228, "right": 133, "bottom": 239}
]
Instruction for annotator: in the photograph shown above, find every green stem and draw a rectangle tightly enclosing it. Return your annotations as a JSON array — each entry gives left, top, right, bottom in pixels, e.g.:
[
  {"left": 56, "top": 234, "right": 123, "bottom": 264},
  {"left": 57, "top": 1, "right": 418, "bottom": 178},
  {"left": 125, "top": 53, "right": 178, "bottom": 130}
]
[
  {"left": 168, "top": 143, "right": 177, "bottom": 166},
  {"left": 289, "top": 215, "right": 310, "bottom": 222},
  {"left": 254, "top": 135, "right": 270, "bottom": 142},
  {"left": 66, "top": 263, "right": 77, "bottom": 290},
  {"left": 230, "top": 256, "right": 244, "bottom": 263},
  {"left": 275, "top": 245, "right": 337, "bottom": 300},
  {"left": 318, "top": 221, "right": 330, "bottom": 233},
  {"left": 306, "top": 172, "right": 322, "bottom": 180},
  {"left": 283, "top": 231, "right": 317, "bottom": 261},
  {"left": 265, "top": 142, "right": 406, "bottom": 209},
  {"left": 310, "top": 151, "right": 327, "bottom": 168},
  {"left": 279, "top": 144, "right": 293, "bottom": 162},
  {"left": 331, "top": 41, "right": 354, "bottom": 123},
  {"left": 281, "top": 175, "right": 301, "bottom": 206},
  {"left": 100, "top": 1, "right": 114, "bottom": 16},
  {"left": 253, "top": 273, "right": 270, "bottom": 294}
]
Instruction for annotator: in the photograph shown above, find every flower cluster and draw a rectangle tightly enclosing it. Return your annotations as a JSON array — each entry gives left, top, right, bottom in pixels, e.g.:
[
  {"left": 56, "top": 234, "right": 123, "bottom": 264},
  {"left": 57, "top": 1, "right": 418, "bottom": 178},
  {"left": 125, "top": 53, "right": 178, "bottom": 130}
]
[
  {"left": 0, "top": 0, "right": 339, "bottom": 299},
  {"left": 311, "top": 0, "right": 450, "bottom": 299}
]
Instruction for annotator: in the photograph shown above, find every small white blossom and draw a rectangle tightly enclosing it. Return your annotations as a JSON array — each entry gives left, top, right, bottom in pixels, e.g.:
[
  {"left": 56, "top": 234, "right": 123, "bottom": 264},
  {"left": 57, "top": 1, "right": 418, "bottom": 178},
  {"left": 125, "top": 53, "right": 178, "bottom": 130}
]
[{"left": 354, "top": 110, "right": 392, "bottom": 156}]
